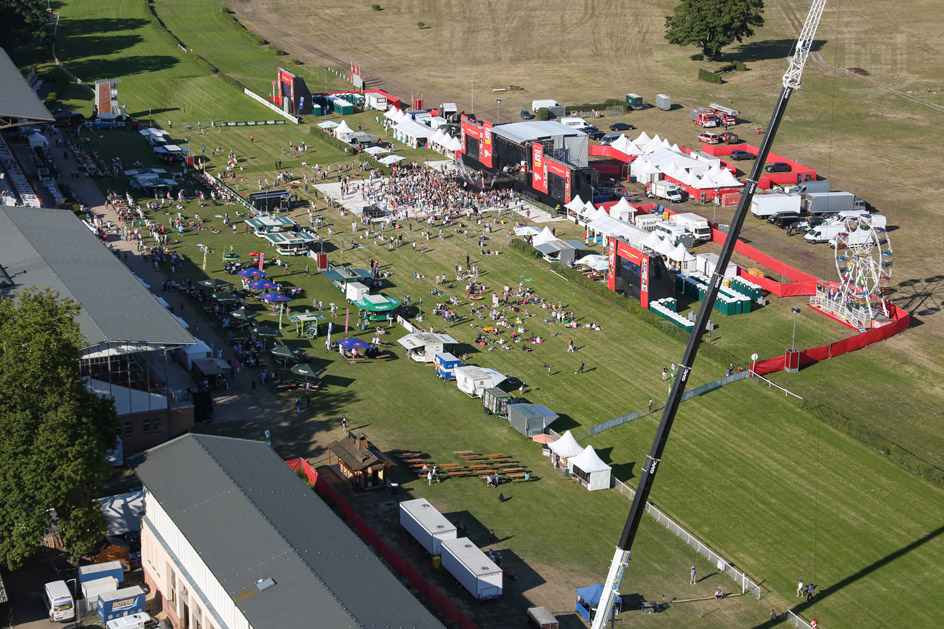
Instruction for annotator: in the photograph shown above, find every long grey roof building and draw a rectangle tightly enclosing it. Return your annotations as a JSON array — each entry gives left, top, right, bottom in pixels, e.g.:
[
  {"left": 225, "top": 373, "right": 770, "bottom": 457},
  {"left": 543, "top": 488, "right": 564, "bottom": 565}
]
[
  {"left": 0, "top": 206, "right": 194, "bottom": 351},
  {"left": 132, "top": 434, "right": 444, "bottom": 629}
]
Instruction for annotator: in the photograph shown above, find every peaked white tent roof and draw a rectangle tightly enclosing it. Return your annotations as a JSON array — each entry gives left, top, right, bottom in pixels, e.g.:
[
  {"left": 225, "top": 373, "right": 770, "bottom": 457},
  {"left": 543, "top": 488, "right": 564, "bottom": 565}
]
[
  {"left": 669, "top": 243, "right": 696, "bottom": 263},
  {"left": 565, "top": 195, "right": 585, "bottom": 211},
  {"left": 334, "top": 120, "right": 354, "bottom": 136},
  {"left": 570, "top": 445, "right": 611, "bottom": 473},
  {"left": 612, "top": 199, "right": 635, "bottom": 216},
  {"left": 532, "top": 227, "right": 558, "bottom": 246},
  {"left": 610, "top": 135, "right": 644, "bottom": 156},
  {"left": 383, "top": 107, "right": 401, "bottom": 120},
  {"left": 634, "top": 131, "right": 652, "bottom": 146},
  {"left": 643, "top": 231, "right": 665, "bottom": 250},
  {"left": 446, "top": 136, "right": 462, "bottom": 152},
  {"left": 587, "top": 215, "right": 648, "bottom": 247},
  {"left": 575, "top": 254, "right": 608, "bottom": 271},
  {"left": 394, "top": 118, "right": 434, "bottom": 139},
  {"left": 548, "top": 430, "right": 583, "bottom": 458},
  {"left": 514, "top": 225, "right": 540, "bottom": 236}
]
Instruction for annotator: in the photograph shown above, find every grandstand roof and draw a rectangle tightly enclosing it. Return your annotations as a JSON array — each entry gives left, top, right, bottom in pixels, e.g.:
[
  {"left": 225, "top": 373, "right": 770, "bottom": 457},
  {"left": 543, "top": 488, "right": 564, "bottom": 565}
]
[
  {"left": 0, "top": 48, "right": 54, "bottom": 129},
  {"left": 0, "top": 207, "right": 194, "bottom": 350}
]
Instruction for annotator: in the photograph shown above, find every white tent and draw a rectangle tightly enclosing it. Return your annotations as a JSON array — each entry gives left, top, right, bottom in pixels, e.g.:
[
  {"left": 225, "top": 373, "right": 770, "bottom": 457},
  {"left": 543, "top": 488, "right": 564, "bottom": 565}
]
[
  {"left": 317, "top": 120, "right": 339, "bottom": 129},
  {"left": 27, "top": 132, "right": 49, "bottom": 149},
  {"left": 564, "top": 195, "right": 584, "bottom": 211},
  {"left": 532, "top": 227, "right": 558, "bottom": 246},
  {"left": 454, "top": 366, "right": 506, "bottom": 398},
  {"left": 611, "top": 135, "right": 644, "bottom": 156},
  {"left": 610, "top": 197, "right": 637, "bottom": 221},
  {"left": 363, "top": 145, "right": 390, "bottom": 156},
  {"left": 668, "top": 243, "right": 695, "bottom": 263},
  {"left": 514, "top": 226, "right": 540, "bottom": 236},
  {"left": 568, "top": 445, "right": 612, "bottom": 491},
  {"left": 548, "top": 429, "right": 583, "bottom": 462},
  {"left": 575, "top": 254, "right": 608, "bottom": 271},
  {"left": 383, "top": 107, "right": 401, "bottom": 121},
  {"left": 393, "top": 119, "right": 434, "bottom": 147},
  {"left": 446, "top": 136, "right": 462, "bottom": 152},
  {"left": 334, "top": 120, "right": 355, "bottom": 140},
  {"left": 430, "top": 130, "right": 447, "bottom": 146},
  {"left": 378, "top": 154, "right": 405, "bottom": 165}
]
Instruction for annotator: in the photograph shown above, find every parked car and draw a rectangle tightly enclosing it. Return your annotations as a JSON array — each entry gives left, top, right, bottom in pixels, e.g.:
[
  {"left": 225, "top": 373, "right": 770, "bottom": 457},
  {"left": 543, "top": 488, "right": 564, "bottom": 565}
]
[
  {"left": 775, "top": 215, "right": 806, "bottom": 229},
  {"left": 729, "top": 149, "right": 755, "bottom": 161},
  {"left": 600, "top": 132, "right": 622, "bottom": 145},
  {"left": 520, "top": 110, "right": 535, "bottom": 120},
  {"left": 609, "top": 122, "right": 635, "bottom": 131},
  {"left": 767, "top": 211, "right": 801, "bottom": 224},
  {"left": 765, "top": 162, "right": 792, "bottom": 173},
  {"left": 698, "top": 132, "right": 721, "bottom": 144},
  {"left": 720, "top": 132, "right": 740, "bottom": 144},
  {"left": 585, "top": 130, "right": 606, "bottom": 140}
]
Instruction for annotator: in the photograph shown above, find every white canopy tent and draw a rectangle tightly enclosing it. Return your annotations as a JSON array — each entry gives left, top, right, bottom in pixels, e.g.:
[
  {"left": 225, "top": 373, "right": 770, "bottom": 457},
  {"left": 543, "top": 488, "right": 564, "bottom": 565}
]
[
  {"left": 334, "top": 120, "right": 355, "bottom": 140},
  {"left": 454, "top": 366, "right": 506, "bottom": 398},
  {"left": 568, "top": 445, "right": 612, "bottom": 491},
  {"left": 378, "top": 155, "right": 405, "bottom": 165},
  {"left": 317, "top": 120, "right": 339, "bottom": 129},
  {"left": 383, "top": 107, "right": 401, "bottom": 121},
  {"left": 609, "top": 197, "right": 637, "bottom": 221},
  {"left": 514, "top": 226, "right": 540, "bottom": 236},
  {"left": 575, "top": 254, "right": 608, "bottom": 271},
  {"left": 586, "top": 215, "right": 649, "bottom": 248},
  {"left": 393, "top": 119, "right": 435, "bottom": 148},
  {"left": 532, "top": 227, "right": 558, "bottom": 246},
  {"left": 363, "top": 145, "right": 390, "bottom": 156},
  {"left": 548, "top": 430, "right": 583, "bottom": 459},
  {"left": 564, "top": 195, "right": 584, "bottom": 212}
]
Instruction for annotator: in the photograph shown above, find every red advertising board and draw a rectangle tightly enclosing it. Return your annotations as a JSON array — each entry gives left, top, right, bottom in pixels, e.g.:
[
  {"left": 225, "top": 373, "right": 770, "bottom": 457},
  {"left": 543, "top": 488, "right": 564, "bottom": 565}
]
[
  {"left": 545, "top": 157, "right": 571, "bottom": 203},
  {"left": 532, "top": 143, "right": 548, "bottom": 193},
  {"left": 615, "top": 241, "right": 650, "bottom": 307},
  {"left": 481, "top": 120, "right": 493, "bottom": 168}
]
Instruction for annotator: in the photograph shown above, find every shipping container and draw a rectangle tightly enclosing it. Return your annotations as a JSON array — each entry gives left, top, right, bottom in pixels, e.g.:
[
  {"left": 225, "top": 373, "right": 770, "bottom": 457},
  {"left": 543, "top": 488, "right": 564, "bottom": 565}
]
[
  {"left": 98, "top": 586, "right": 145, "bottom": 623},
  {"left": 79, "top": 561, "right": 125, "bottom": 585}
]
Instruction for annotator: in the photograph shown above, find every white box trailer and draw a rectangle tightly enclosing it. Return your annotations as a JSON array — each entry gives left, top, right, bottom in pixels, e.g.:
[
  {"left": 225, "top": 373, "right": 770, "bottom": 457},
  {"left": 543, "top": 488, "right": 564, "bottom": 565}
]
[
  {"left": 399, "top": 498, "right": 457, "bottom": 556},
  {"left": 441, "top": 538, "right": 502, "bottom": 600},
  {"left": 750, "top": 193, "right": 801, "bottom": 217},
  {"left": 696, "top": 253, "right": 738, "bottom": 279},
  {"left": 803, "top": 191, "right": 866, "bottom": 214},
  {"left": 671, "top": 212, "right": 712, "bottom": 242},
  {"left": 365, "top": 93, "right": 388, "bottom": 111}
]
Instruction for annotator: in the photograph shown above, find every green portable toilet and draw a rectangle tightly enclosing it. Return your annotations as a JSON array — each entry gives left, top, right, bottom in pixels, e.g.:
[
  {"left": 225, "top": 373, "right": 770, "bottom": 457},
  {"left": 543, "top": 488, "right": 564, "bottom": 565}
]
[
  {"left": 625, "top": 93, "right": 643, "bottom": 110},
  {"left": 312, "top": 104, "right": 323, "bottom": 117}
]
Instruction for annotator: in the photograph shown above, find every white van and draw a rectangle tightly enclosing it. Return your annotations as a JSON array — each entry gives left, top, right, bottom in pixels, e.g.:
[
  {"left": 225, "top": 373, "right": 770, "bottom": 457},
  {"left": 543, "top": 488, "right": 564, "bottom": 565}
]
[
  {"left": 43, "top": 580, "right": 75, "bottom": 622},
  {"left": 655, "top": 221, "right": 688, "bottom": 246},
  {"left": 560, "top": 117, "right": 591, "bottom": 130}
]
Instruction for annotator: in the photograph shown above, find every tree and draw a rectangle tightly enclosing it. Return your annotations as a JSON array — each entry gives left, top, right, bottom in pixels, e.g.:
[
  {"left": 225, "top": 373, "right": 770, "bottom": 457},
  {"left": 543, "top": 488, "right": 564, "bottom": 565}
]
[
  {"left": 665, "top": 0, "right": 765, "bottom": 61},
  {"left": 0, "top": 288, "right": 117, "bottom": 570},
  {"left": 0, "top": 0, "right": 51, "bottom": 53}
]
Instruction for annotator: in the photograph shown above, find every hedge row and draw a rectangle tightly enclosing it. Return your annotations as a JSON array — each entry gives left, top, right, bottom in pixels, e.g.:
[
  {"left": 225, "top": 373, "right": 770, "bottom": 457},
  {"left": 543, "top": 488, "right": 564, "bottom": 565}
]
[
  {"left": 698, "top": 68, "right": 722, "bottom": 84},
  {"left": 220, "top": 8, "right": 268, "bottom": 45},
  {"left": 798, "top": 400, "right": 944, "bottom": 488},
  {"left": 564, "top": 98, "right": 626, "bottom": 114}
]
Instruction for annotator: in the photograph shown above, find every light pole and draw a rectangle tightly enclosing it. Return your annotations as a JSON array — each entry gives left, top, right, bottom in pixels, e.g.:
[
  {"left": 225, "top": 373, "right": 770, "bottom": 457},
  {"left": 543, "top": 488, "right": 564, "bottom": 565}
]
[
  {"left": 470, "top": 75, "right": 474, "bottom": 115},
  {"left": 323, "top": 66, "right": 328, "bottom": 97},
  {"left": 496, "top": 98, "right": 502, "bottom": 124},
  {"left": 790, "top": 307, "right": 802, "bottom": 350}
]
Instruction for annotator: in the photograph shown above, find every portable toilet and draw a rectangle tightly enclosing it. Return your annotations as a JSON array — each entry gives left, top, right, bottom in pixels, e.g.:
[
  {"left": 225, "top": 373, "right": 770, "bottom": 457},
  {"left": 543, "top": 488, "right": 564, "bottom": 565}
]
[
  {"left": 482, "top": 387, "right": 512, "bottom": 418},
  {"left": 312, "top": 104, "right": 323, "bottom": 117},
  {"left": 656, "top": 94, "right": 672, "bottom": 111},
  {"left": 625, "top": 93, "right": 644, "bottom": 110},
  {"left": 435, "top": 353, "right": 462, "bottom": 380}
]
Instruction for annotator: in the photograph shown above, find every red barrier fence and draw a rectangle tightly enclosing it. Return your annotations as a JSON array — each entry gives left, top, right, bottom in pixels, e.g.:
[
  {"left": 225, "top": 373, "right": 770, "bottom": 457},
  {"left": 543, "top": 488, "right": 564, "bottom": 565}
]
[
  {"left": 709, "top": 229, "right": 911, "bottom": 375},
  {"left": 712, "top": 227, "right": 820, "bottom": 296},
  {"left": 285, "top": 458, "right": 478, "bottom": 629}
]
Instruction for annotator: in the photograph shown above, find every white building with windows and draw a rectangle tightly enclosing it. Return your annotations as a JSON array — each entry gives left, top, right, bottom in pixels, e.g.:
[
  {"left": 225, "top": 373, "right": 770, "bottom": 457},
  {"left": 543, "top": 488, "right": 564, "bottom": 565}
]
[{"left": 133, "top": 434, "right": 443, "bottom": 629}]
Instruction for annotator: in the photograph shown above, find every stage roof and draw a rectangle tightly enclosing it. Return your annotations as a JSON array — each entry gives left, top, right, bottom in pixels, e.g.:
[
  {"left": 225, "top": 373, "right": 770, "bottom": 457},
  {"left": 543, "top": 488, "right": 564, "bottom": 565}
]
[
  {"left": 491, "top": 121, "right": 581, "bottom": 145},
  {"left": 0, "top": 48, "right": 54, "bottom": 129}
]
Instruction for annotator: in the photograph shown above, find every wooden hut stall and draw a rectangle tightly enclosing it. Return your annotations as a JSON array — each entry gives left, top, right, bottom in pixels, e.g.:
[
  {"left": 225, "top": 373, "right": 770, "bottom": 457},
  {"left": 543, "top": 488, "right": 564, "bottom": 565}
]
[{"left": 327, "top": 432, "right": 392, "bottom": 490}]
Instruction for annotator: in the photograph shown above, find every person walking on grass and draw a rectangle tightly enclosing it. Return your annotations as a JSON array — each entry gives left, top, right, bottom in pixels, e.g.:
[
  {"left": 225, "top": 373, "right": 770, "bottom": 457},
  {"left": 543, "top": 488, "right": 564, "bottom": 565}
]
[
  {"left": 796, "top": 580, "right": 804, "bottom": 597},
  {"left": 575, "top": 361, "right": 585, "bottom": 375}
]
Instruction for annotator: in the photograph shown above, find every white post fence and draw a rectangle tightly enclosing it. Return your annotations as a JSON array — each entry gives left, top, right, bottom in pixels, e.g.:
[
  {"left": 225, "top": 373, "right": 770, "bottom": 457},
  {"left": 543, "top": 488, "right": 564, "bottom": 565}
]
[
  {"left": 610, "top": 478, "right": 764, "bottom": 598},
  {"left": 750, "top": 370, "right": 804, "bottom": 399},
  {"left": 784, "top": 609, "right": 813, "bottom": 628}
]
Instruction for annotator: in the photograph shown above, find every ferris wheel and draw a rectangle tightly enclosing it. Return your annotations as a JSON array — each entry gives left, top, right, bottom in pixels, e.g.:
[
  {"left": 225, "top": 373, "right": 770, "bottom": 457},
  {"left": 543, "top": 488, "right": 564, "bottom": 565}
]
[{"left": 834, "top": 215, "right": 893, "bottom": 320}]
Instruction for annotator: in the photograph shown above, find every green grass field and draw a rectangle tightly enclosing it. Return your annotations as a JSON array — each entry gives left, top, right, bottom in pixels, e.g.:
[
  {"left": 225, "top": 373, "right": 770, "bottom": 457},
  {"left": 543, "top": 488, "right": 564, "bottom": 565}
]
[{"left": 29, "top": 0, "right": 944, "bottom": 625}]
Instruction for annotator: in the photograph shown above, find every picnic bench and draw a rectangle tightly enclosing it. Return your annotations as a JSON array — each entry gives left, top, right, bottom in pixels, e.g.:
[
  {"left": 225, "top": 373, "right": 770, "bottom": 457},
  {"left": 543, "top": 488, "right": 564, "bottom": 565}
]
[
  {"left": 439, "top": 463, "right": 462, "bottom": 468},
  {"left": 453, "top": 450, "right": 474, "bottom": 455}
]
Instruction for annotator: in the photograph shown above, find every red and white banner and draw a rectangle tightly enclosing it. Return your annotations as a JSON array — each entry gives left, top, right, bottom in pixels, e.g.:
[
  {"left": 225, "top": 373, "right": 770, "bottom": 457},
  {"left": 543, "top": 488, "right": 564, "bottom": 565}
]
[{"left": 532, "top": 143, "right": 547, "bottom": 193}]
